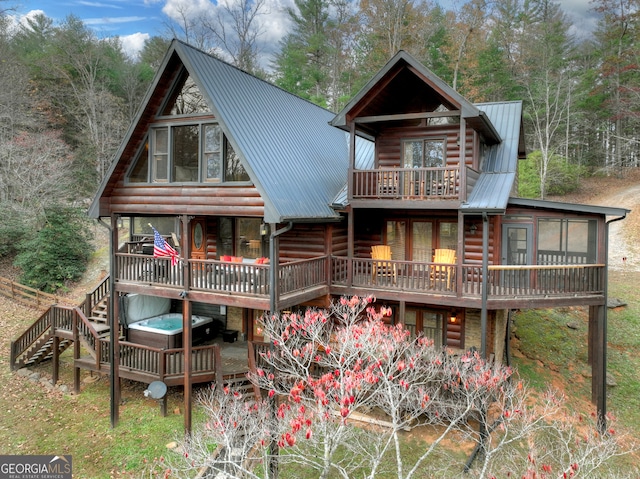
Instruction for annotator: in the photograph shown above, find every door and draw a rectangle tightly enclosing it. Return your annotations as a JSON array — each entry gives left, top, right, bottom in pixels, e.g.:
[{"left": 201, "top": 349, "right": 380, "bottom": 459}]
[
  {"left": 191, "top": 218, "right": 206, "bottom": 259},
  {"left": 501, "top": 224, "right": 532, "bottom": 290}
]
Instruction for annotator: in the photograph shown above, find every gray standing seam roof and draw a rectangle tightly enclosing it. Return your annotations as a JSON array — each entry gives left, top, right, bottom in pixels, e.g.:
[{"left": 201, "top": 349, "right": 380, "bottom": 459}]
[
  {"left": 176, "top": 41, "right": 351, "bottom": 223},
  {"left": 89, "top": 40, "right": 352, "bottom": 223},
  {"left": 462, "top": 101, "right": 523, "bottom": 214}
]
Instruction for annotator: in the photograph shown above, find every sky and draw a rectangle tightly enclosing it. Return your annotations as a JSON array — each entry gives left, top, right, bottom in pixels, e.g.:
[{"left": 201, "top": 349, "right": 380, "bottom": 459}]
[{"left": 11, "top": 0, "right": 599, "bottom": 61}]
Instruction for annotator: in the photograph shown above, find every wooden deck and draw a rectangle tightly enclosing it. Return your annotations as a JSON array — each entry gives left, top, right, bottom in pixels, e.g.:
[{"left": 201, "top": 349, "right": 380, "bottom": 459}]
[{"left": 113, "top": 252, "right": 605, "bottom": 309}]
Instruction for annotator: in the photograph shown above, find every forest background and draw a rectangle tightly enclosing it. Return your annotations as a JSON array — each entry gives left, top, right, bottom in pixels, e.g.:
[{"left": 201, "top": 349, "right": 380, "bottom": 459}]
[{"left": 0, "top": 0, "right": 639, "bottom": 285}]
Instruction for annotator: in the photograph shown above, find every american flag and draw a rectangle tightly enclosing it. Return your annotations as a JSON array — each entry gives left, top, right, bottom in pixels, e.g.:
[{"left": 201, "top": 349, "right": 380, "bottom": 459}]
[{"left": 151, "top": 226, "right": 179, "bottom": 266}]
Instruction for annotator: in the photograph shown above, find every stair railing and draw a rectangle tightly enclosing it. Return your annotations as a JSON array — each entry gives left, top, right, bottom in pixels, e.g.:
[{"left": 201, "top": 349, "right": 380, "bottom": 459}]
[{"left": 81, "top": 275, "right": 110, "bottom": 318}]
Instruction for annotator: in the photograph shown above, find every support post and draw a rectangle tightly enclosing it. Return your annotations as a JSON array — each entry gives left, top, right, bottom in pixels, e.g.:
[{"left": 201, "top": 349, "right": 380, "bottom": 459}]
[
  {"left": 183, "top": 298, "right": 193, "bottom": 434},
  {"left": 480, "top": 212, "right": 489, "bottom": 358}
]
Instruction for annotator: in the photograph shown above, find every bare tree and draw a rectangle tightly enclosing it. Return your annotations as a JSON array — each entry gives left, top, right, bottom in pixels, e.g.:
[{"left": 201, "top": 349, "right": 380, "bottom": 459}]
[
  {"left": 165, "top": 296, "right": 637, "bottom": 478},
  {"left": 201, "top": 0, "right": 268, "bottom": 74}
]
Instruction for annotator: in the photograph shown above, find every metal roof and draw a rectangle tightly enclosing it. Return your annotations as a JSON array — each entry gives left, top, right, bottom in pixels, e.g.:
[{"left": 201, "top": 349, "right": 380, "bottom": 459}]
[
  {"left": 89, "top": 40, "right": 351, "bottom": 223},
  {"left": 462, "top": 101, "right": 523, "bottom": 214},
  {"left": 175, "top": 40, "right": 350, "bottom": 222},
  {"left": 507, "top": 197, "right": 629, "bottom": 218}
]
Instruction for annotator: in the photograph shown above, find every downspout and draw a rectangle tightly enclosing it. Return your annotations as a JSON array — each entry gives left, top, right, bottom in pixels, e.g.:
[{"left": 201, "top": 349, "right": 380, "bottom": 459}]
[
  {"left": 269, "top": 222, "right": 294, "bottom": 314},
  {"left": 481, "top": 212, "right": 489, "bottom": 358},
  {"left": 598, "top": 213, "right": 627, "bottom": 431},
  {"left": 97, "top": 216, "right": 119, "bottom": 428}
]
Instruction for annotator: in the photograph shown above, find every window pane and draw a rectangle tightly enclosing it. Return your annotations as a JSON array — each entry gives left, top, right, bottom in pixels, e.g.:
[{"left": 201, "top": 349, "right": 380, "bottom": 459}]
[
  {"left": 403, "top": 141, "right": 423, "bottom": 168},
  {"left": 236, "top": 218, "right": 262, "bottom": 259},
  {"left": 424, "top": 139, "right": 445, "bottom": 167},
  {"left": 412, "top": 221, "right": 432, "bottom": 261},
  {"left": 153, "top": 128, "right": 168, "bottom": 181},
  {"left": 162, "top": 74, "right": 210, "bottom": 115},
  {"left": 173, "top": 125, "right": 199, "bottom": 182},
  {"left": 218, "top": 217, "right": 233, "bottom": 257},
  {"left": 438, "top": 222, "right": 457, "bottom": 250},
  {"left": 204, "top": 125, "right": 222, "bottom": 182},
  {"left": 225, "top": 139, "right": 249, "bottom": 181},
  {"left": 386, "top": 220, "right": 406, "bottom": 261},
  {"left": 129, "top": 139, "right": 149, "bottom": 183},
  {"left": 538, "top": 219, "right": 562, "bottom": 253}
]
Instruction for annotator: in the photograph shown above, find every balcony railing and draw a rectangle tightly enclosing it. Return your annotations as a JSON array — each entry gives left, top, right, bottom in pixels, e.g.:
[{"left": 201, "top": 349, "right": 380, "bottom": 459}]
[
  {"left": 114, "top": 253, "right": 605, "bottom": 301},
  {"left": 352, "top": 167, "right": 459, "bottom": 200},
  {"left": 332, "top": 257, "right": 606, "bottom": 299},
  {"left": 115, "top": 254, "right": 328, "bottom": 297}
]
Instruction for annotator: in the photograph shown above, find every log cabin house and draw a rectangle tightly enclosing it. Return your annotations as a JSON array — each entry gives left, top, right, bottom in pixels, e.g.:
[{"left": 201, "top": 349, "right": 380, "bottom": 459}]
[{"left": 12, "top": 39, "right": 627, "bottom": 429}]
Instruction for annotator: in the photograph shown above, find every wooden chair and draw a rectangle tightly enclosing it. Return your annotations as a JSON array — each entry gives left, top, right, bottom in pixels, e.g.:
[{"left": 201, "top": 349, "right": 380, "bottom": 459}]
[
  {"left": 371, "top": 245, "right": 397, "bottom": 284},
  {"left": 432, "top": 248, "right": 456, "bottom": 289},
  {"left": 378, "top": 169, "right": 399, "bottom": 197}
]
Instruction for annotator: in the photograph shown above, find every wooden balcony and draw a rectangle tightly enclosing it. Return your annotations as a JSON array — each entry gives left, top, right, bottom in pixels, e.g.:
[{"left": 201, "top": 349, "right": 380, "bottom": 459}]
[
  {"left": 114, "top": 253, "right": 329, "bottom": 309},
  {"left": 351, "top": 167, "right": 460, "bottom": 201},
  {"left": 331, "top": 257, "right": 607, "bottom": 309}
]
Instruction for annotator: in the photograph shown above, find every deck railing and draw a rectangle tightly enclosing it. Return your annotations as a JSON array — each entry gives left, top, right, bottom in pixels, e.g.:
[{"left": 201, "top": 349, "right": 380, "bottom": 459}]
[
  {"left": 117, "top": 254, "right": 328, "bottom": 297},
  {"left": 114, "top": 340, "right": 221, "bottom": 383},
  {"left": 352, "top": 167, "right": 460, "bottom": 200},
  {"left": 332, "top": 257, "right": 606, "bottom": 299},
  {"left": 115, "top": 253, "right": 184, "bottom": 287}
]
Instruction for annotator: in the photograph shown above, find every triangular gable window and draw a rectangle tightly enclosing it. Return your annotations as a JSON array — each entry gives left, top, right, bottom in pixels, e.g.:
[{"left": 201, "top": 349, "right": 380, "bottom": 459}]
[{"left": 161, "top": 70, "right": 210, "bottom": 116}]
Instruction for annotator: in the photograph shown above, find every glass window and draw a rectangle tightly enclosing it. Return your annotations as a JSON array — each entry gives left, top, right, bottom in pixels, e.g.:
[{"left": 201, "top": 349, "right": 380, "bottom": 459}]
[
  {"left": 386, "top": 220, "right": 406, "bottom": 261},
  {"left": 236, "top": 218, "right": 262, "bottom": 259},
  {"left": 152, "top": 127, "right": 168, "bottom": 182},
  {"left": 225, "top": 138, "right": 249, "bottom": 182},
  {"left": 172, "top": 125, "right": 199, "bottom": 182},
  {"left": 204, "top": 124, "right": 222, "bottom": 182},
  {"left": 438, "top": 221, "right": 458, "bottom": 250},
  {"left": 219, "top": 217, "right": 263, "bottom": 259},
  {"left": 143, "top": 123, "right": 249, "bottom": 184},
  {"left": 161, "top": 73, "right": 210, "bottom": 116},
  {"left": 129, "top": 139, "right": 149, "bottom": 183},
  {"left": 538, "top": 218, "right": 597, "bottom": 264},
  {"left": 412, "top": 221, "right": 433, "bottom": 261},
  {"left": 403, "top": 138, "right": 445, "bottom": 168}
]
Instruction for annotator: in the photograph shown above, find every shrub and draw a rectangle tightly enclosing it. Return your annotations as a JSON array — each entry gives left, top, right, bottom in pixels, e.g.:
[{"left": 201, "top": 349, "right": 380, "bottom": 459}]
[
  {"left": 518, "top": 151, "right": 584, "bottom": 198},
  {"left": 14, "top": 205, "right": 93, "bottom": 293}
]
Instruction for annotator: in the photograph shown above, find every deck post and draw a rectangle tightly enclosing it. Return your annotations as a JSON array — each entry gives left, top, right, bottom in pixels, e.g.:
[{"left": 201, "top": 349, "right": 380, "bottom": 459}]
[
  {"left": 480, "top": 212, "right": 489, "bottom": 358},
  {"left": 183, "top": 298, "right": 193, "bottom": 434},
  {"left": 590, "top": 304, "right": 606, "bottom": 432},
  {"left": 52, "top": 335, "right": 59, "bottom": 385}
]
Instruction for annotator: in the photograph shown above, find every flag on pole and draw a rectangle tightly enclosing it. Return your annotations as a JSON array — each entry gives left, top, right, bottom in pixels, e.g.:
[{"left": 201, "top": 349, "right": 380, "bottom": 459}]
[{"left": 151, "top": 225, "right": 179, "bottom": 266}]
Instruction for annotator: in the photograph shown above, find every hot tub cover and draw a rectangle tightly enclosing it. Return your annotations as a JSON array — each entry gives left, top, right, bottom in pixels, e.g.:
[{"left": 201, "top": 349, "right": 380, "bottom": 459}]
[{"left": 120, "top": 294, "right": 171, "bottom": 326}]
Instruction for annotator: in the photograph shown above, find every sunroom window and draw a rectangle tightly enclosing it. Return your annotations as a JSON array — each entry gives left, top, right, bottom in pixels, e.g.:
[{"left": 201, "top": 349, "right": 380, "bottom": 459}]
[
  {"left": 132, "top": 122, "right": 249, "bottom": 184},
  {"left": 537, "top": 218, "right": 597, "bottom": 264}
]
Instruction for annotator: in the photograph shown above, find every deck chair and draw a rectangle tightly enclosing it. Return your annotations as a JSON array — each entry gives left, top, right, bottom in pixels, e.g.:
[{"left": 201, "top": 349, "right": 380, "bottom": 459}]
[
  {"left": 378, "top": 169, "right": 399, "bottom": 197},
  {"left": 371, "top": 245, "right": 397, "bottom": 285},
  {"left": 432, "top": 248, "right": 456, "bottom": 289}
]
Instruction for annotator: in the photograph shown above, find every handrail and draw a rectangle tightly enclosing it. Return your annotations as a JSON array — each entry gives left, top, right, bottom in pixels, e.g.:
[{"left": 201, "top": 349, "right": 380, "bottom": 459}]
[
  {"left": 488, "top": 264, "right": 605, "bottom": 270},
  {"left": 82, "top": 276, "right": 110, "bottom": 317}
]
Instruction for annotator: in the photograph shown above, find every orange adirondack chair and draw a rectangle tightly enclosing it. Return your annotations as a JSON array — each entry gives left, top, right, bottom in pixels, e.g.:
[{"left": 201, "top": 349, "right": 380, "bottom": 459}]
[
  {"left": 432, "top": 248, "right": 456, "bottom": 289},
  {"left": 371, "top": 245, "right": 397, "bottom": 284}
]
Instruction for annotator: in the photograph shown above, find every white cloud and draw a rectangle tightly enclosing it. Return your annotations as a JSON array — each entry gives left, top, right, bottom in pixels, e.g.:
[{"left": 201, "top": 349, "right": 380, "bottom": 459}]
[
  {"left": 120, "top": 32, "right": 150, "bottom": 59},
  {"left": 161, "top": 0, "right": 214, "bottom": 19}
]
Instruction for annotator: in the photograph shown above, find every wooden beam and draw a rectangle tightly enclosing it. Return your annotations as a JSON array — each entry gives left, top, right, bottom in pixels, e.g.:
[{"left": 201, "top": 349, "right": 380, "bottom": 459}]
[{"left": 355, "top": 110, "right": 461, "bottom": 124}]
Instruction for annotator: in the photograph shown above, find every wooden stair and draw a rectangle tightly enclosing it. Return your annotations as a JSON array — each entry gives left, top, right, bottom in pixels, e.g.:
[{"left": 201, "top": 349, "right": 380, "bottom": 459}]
[
  {"left": 88, "top": 297, "right": 108, "bottom": 324},
  {"left": 20, "top": 334, "right": 72, "bottom": 368},
  {"left": 87, "top": 297, "right": 113, "bottom": 340}
]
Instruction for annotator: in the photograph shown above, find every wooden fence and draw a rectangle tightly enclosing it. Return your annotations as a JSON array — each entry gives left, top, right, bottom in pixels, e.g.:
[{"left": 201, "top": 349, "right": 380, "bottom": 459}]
[{"left": 0, "top": 276, "right": 73, "bottom": 309}]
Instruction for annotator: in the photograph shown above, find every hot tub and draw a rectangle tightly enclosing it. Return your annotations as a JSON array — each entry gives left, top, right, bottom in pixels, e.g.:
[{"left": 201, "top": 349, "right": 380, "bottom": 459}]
[{"left": 127, "top": 313, "right": 214, "bottom": 349}]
